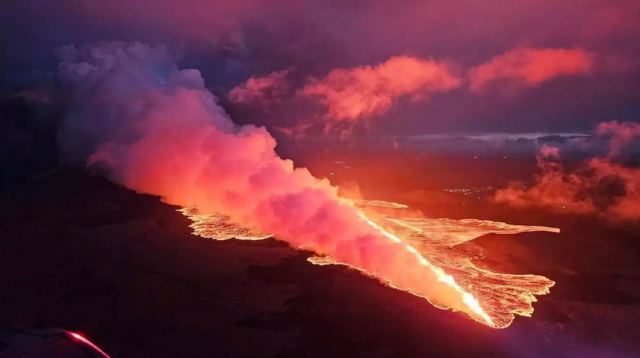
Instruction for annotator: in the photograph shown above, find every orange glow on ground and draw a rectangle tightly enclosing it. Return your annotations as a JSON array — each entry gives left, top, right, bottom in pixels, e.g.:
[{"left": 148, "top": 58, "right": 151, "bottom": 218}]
[
  {"left": 180, "top": 200, "right": 558, "bottom": 329},
  {"left": 356, "top": 210, "right": 494, "bottom": 326}
]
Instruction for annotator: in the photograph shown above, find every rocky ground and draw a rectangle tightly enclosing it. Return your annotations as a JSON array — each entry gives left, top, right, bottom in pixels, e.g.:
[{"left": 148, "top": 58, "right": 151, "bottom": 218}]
[{"left": 1, "top": 170, "right": 639, "bottom": 357}]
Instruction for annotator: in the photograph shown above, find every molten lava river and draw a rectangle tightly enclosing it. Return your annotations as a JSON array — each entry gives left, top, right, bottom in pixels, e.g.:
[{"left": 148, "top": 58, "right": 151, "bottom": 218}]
[{"left": 180, "top": 200, "right": 558, "bottom": 329}]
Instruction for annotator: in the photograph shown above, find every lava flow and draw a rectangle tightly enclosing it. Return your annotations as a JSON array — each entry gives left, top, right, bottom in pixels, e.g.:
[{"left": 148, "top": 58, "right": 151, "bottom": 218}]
[
  {"left": 181, "top": 200, "right": 559, "bottom": 328},
  {"left": 57, "top": 43, "right": 559, "bottom": 330}
]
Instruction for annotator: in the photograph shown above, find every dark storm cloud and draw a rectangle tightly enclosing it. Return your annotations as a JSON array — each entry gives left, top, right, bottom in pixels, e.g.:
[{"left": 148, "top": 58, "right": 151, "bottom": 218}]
[{"left": 1, "top": 0, "right": 639, "bottom": 136}]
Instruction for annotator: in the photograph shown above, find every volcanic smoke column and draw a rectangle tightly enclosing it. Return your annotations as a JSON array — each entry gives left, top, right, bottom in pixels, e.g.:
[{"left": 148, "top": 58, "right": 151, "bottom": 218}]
[{"left": 57, "top": 42, "right": 492, "bottom": 326}]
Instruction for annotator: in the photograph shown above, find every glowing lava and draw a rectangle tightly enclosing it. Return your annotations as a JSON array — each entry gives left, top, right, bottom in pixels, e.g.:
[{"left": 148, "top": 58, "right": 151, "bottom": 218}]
[
  {"left": 355, "top": 210, "right": 494, "bottom": 326},
  {"left": 180, "top": 201, "right": 558, "bottom": 328},
  {"left": 353, "top": 203, "right": 558, "bottom": 328}
]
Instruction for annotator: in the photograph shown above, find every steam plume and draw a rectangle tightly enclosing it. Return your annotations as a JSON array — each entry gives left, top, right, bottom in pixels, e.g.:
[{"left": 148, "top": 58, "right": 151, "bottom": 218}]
[{"left": 57, "top": 42, "right": 488, "bottom": 323}]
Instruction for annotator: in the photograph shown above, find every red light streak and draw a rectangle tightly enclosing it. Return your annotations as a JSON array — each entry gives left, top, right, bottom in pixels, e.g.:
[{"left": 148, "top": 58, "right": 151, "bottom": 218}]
[{"left": 68, "top": 332, "right": 111, "bottom": 358}]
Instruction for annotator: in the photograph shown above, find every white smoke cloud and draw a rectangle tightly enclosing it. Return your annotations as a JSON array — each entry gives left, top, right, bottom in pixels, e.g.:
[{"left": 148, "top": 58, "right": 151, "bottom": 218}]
[{"left": 56, "top": 41, "right": 484, "bottom": 323}]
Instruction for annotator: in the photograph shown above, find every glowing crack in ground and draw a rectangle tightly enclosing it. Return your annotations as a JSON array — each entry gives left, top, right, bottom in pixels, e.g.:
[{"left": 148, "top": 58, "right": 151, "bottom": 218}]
[{"left": 179, "top": 200, "right": 558, "bottom": 328}]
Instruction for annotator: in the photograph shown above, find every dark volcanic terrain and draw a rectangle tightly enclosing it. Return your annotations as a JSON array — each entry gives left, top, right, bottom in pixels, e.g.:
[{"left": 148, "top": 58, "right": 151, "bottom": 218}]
[{"left": 1, "top": 170, "right": 640, "bottom": 357}]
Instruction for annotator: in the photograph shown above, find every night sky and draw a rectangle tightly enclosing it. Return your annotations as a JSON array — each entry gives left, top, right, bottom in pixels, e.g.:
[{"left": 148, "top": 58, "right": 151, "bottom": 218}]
[{"left": 2, "top": 0, "right": 639, "bottom": 136}]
